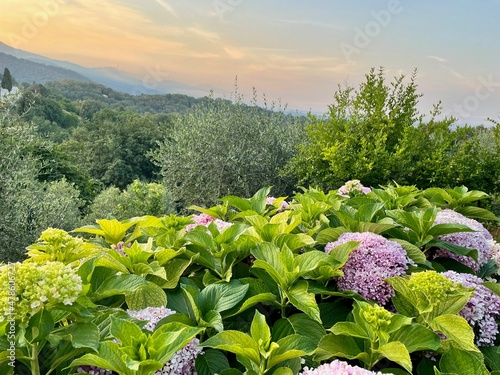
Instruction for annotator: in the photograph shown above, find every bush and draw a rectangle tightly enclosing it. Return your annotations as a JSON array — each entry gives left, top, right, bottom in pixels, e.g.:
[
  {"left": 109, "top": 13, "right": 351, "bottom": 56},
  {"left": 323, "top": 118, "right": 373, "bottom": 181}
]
[{"left": 84, "top": 180, "right": 175, "bottom": 223}]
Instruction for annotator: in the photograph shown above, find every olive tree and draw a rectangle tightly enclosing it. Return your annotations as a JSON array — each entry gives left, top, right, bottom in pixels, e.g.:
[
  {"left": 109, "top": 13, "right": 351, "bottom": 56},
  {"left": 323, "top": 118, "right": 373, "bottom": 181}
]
[{"left": 151, "top": 90, "right": 305, "bottom": 209}]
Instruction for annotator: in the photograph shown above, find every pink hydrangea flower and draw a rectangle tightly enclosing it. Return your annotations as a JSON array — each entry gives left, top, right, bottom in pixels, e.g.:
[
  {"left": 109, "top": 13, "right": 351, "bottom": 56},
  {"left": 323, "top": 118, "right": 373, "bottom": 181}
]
[
  {"left": 266, "top": 197, "right": 289, "bottom": 212},
  {"left": 185, "top": 213, "right": 233, "bottom": 233},
  {"left": 442, "top": 271, "right": 500, "bottom": 346},
  {"left": 326, "top": 232, "right": 411, "bottom": 305},
  {"left": 433, "top": 209, "right": 492, "bottom": 272},
  {"left": 337, "top": 180, "right": 371, "bottom": 197},
  {"left": 300, "top": 359, "right": 391, "bottom": 374}
]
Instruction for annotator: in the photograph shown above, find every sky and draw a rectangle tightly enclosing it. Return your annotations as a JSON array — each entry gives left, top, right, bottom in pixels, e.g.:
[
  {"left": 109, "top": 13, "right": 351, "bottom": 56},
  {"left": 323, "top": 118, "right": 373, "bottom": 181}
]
[{"left": 1, "top": 0, "right": 499, "bottom": 125}]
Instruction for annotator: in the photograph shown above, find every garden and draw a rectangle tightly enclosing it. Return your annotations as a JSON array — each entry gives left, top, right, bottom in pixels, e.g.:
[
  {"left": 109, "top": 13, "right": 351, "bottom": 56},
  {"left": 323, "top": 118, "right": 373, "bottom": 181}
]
[{"left": 1, "top": 182, "right": 500, "bottom": 375}]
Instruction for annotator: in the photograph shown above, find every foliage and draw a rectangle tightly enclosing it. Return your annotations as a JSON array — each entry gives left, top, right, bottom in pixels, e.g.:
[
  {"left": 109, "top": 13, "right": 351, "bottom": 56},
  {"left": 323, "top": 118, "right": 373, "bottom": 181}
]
[
  {"left": 62, "top": 109, "right": 165, "bottom": 189},
  {"left": 285, "top": 68, "right": 500, "bottom": 194},
  {"left": 1, "top": 187, "right": 500, "bottom": 373},
  {"left": 0, "top": 93, "right": 86, "bottom": 262},
  {"left": 152, "top": 90, "right": 305, "bottom": 209},
  {"left": 84, "top": 180, "right": 175, "bottom": 223}
]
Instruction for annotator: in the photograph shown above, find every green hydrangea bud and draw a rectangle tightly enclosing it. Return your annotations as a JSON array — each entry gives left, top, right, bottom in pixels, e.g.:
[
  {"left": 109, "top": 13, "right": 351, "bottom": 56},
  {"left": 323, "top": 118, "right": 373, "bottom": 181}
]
[{"left": 362, "top": 303, "right": 393, "bottom": 332}]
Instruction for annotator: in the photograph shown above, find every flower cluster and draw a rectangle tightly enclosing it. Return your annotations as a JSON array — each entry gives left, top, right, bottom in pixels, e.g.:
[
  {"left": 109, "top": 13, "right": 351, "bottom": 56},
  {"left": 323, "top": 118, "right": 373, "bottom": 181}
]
[
  {"left": 337, "top": 180, "right": 372, "bottom": 197},
  {"left": 299, "top": 359, "right": 390, "bottom": 375},
  {"left": 185, "top": 213, "right": 233, "bottom": 233},
  {"left": 0, "top": 261, "right": 82, "bottom": 322},
  {"left": 110, "top": 241, "right": 130, "bottom": 256},
  {"left": 127, "top": 307, "right": 203, "bottom": 375},
  {"left": 362, "top": 303, "right": 393, "bottom": 333},
  {"left": 76, "top": 366, "right": 114, "bottom": 375},
  {"left": 266, "top": 196, "right": 289, "bottom": 212},
  {"left": 442, "top": 271, "right": 500, "bottom": 346},
  {"left": 488, "top": 239, "right": 500, "bottom": 276},
  {"left": 325, "top": 232, "right": 410, "bottom": 305},
  {"left": 406, "top": 271, "right": 456, "bottom": 307},
  {"left": 433, "top": 209, "right": 492, "bottom": 272}
]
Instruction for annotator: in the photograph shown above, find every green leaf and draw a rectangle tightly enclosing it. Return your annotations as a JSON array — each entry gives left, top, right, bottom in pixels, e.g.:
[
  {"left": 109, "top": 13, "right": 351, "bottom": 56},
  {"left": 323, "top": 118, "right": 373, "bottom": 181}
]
[
  {"left": 390, "top": 323, "right": 440, "bottom": 353},
  {"left": 272, "top": 313, "right": 326, "bottom": 345},
  {"left": 26, "top": 308, "right": 54, "bottom": 343},
  {"left": 481, "top": 346, "right": 500, "bottom": 371},
  {"left": 69, "top": 341, "right": 134, "bottom": 375},
  {"left": 272, "top": 368, "right": 294, "bottom": 375},
  {"left": 250, "top": 311, "right": 271, "bottom": 350},
  {"left": 202, "top": 310, "right": 224, "bottom": 332},
  {"left": 47, "top": 322, "right": 100, "bottom": 351},
  {"left": 195, "top": 349, "right": 230, "bottom": 375},
  {"left": 267, "top": 335, "right": 316, "bottom": 368},
  {"left": 330, "top": 321, "right": 369, "bottom": 340},
  {"left": 202, "top": 331, "right": 261, "bottom": 367},
  {"left": 430, "top": 314, "right": 479, "bottom": 353},
  {"left": 391, "top": 238, "right": 427, "bottom": 264},
  {"left": 110, "top": 316, "right": 144, "bottom": 347},
  {"left": 198, "top": 280, "right": 249, "bottom": 313},
  {"left": 125, "top": 282, "right": 167, "bottom": 310},
  {"left": 375, "top": 341, "right": 412, "bottom": 373},
  {"left": 428, "top": 223, "right": 475, "bottom": 237},
  {"left": 440, "top": 348, "right": 489, "bottom": 375},
  {"left": 286, "top": 280, "right": 321, "bottom": 323},
  {"left": 316, "top": 227, "right": 348, "bottom": 245},
  {"left": 93, "top": 274, "right": 148, "bottom": 300},
  {"left": 151, "top": 323, "right": 204, "bottom": 364},
  {"left": 455, "top": 206, "right": 498, "bottom": 221},
  {"left": 315, "top": 333, "right": 364, "bottom": 362}
]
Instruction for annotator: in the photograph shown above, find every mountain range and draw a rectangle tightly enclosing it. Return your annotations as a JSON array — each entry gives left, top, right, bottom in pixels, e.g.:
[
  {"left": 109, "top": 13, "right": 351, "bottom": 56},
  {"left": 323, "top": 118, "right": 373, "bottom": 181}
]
[{"left": 0, "top": 41, "right": 214, "bottom": 97}]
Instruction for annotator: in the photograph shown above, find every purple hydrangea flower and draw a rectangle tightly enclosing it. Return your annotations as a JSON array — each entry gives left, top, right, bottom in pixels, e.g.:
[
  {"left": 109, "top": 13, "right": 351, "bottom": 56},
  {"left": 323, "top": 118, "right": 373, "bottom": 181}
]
[
  {"left": 325, "top": 232, "right": 410, "bottom": 305},
  {"left": 442, "top": 271, "right": 500, "bottom": 346},
  {"left": 299, "top": 359, "right": 391, "bottom": 374},
  {"left": 433, "top": 209, "right": 492, "bottom": 272}
]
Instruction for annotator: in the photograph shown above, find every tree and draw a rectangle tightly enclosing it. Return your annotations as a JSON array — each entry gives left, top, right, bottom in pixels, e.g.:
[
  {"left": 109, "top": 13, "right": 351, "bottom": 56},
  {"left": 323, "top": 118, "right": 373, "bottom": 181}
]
[
  {"left": 63, "top": 109, "right": 165, "bottom": 189},
  {"left": 285, "top": 67, "right": 459, "bottom": 190},
  {"left": 151, "top": 89, "right": 305, "bottom": 209},
  {"left": 1, "top": 67, "right": 13, "bottom": 91}
]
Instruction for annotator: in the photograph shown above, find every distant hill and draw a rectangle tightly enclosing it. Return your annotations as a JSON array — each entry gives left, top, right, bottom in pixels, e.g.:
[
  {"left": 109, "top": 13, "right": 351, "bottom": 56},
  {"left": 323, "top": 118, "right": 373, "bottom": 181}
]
[
  {"left": 0, "top": 52, "right": 91, "bottom": 85},
  {"left": 0, "top": 41, "right": 216, "bottom": 97},
  {"left": 45, "top": 80, "right": 201, "bottom": 114}
]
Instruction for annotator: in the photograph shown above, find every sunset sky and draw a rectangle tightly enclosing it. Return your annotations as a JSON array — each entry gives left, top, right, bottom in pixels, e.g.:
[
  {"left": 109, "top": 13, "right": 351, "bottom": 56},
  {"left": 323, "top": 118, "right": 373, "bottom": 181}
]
[{"left": 1, "top": 0, "right": 499, "bottom": 125}]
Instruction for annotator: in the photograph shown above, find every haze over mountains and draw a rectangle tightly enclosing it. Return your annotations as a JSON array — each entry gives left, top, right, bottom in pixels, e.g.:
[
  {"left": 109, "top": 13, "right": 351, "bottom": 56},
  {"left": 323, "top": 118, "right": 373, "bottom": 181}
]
[{"left": 0, "top": 41, "right": 213, "bottom": 97}]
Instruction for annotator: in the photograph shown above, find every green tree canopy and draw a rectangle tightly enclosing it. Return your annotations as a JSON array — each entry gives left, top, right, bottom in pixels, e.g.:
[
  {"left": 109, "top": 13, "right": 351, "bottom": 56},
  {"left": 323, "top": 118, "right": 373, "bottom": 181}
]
[{"left": 1, "top": 67, "right": 13, "bottom": 91}]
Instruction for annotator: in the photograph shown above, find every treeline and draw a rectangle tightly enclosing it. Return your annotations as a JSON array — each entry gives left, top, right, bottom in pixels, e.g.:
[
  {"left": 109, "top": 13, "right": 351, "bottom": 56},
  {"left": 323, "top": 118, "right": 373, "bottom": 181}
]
[{"left": 1, "top": 68, "right": 500, "bottom": 262}]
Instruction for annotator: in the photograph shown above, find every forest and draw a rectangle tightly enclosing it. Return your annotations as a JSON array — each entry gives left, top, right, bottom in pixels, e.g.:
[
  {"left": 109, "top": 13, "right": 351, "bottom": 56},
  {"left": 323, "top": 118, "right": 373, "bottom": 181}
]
[{"left": 1, "top": 67, "right": 500, "bottom": 264}]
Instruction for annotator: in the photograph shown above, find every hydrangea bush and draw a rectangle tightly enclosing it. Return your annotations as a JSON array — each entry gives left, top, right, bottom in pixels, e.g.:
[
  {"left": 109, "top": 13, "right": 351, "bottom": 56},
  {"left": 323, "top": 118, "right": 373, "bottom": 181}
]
[{"left": 1, "top": 184, "right": 499, "bottom": 375}]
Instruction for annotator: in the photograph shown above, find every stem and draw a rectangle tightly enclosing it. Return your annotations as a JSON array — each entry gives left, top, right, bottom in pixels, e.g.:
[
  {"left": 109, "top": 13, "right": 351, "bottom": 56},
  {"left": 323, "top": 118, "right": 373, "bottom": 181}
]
[{"left": 30, "top": 342, "right": 40, "bottom": 375}]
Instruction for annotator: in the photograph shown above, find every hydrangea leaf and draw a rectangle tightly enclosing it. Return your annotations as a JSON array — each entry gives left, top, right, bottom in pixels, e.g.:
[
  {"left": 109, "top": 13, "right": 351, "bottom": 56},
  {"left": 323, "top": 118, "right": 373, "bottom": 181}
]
[
  {"left": 430, "top": 314, "right": 479, "bottom": 353},
  {"left": 195, "top": 349, "right": 230, "bottom": 375},
  {"left": 375, "top": 341, "right": 412, "bottom": 373},
  {"left": 439, "top": 348, "right": 490, "bottom": 375}
]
